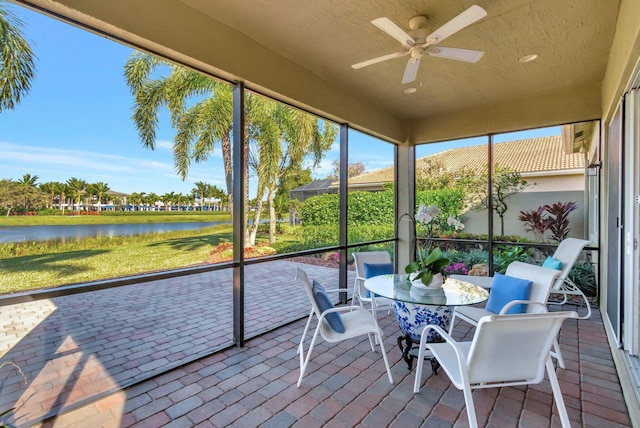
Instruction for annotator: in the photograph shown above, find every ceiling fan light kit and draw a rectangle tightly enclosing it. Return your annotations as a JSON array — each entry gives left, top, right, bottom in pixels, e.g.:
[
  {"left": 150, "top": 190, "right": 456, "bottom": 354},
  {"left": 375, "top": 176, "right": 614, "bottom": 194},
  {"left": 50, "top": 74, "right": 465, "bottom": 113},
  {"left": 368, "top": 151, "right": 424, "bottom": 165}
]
[
  {"left": 519, "top": 53, "right": 538, "bottom": 63},
  {"left": 352, "top": 5, "right": 487, "bottom": 84}
]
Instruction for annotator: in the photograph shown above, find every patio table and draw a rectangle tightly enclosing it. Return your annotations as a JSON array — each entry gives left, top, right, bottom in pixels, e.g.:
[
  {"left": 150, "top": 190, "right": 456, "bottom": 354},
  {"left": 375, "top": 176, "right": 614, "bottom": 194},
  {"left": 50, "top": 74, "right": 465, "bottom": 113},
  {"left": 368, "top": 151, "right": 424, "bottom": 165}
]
[{"left": 364, "top": 274, "right": 488, "bottom": 370}]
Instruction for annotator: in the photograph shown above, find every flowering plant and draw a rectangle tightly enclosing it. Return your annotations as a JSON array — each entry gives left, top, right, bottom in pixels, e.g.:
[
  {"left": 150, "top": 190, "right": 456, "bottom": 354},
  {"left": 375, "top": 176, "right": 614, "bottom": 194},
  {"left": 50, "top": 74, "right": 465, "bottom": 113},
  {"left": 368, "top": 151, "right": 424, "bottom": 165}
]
[
  {"left": 445, "top": 262, "right": 469, "bottom": 275},
  {"left": 404, "top": 246, "right": 450, "bottom": 285},
  {"left": 402, "top": 204, "right": 465, "bottom": 285}
]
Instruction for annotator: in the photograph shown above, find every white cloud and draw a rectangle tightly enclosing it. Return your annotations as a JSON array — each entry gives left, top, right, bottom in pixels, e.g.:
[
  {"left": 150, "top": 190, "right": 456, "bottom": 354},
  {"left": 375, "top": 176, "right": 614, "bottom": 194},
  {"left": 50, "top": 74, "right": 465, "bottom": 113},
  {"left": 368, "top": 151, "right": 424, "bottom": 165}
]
[
  {"left": 0, "top": 141, "right": 187, "bottom": 193},
  {"left": 156, "top": 140, "right": 173, "bottom": 150}
]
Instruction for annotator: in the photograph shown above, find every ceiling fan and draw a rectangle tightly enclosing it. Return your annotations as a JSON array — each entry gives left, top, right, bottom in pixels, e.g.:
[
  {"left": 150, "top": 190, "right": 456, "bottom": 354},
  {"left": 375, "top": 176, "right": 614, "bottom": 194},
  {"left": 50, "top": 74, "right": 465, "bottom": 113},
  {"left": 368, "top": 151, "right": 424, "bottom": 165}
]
[{"left": 352, "top": 5, "right": 487, "bottom": 84}]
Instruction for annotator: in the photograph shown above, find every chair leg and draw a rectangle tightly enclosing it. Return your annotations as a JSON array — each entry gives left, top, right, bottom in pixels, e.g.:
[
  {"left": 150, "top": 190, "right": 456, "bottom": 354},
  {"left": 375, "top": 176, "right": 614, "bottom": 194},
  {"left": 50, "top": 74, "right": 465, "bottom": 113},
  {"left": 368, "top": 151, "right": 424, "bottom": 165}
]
[
  {"left": 448, "top": 310, "right": 458, "bottom": 335},
  {"left": 297, "top": 327, "right": 321, "bottom": 387},
  {"left": 297, "top": 309, "right": 314, "bottom": 355},
  {"left": 413, "top": 334, "right": 429, "bottom": 393},
  {"left": 462, "top": 383, "right": 479, "bottom": 428},
  {"left": 367, "top": 333, "right": 377, "bottom": 352},
  {"left": 413, "top": 352, "right": 424, "bottom": 393},
  {"left": 376, "top": 332, "right": 393, "bottom": 384},
  {"left": 551, "top": 338, "right": 565, "bottom": 369},
  {"left": 550, "top": 279, "right": 592, "bottom": 319},
  {"left": 546, "top": 357, "right": 571, "bottom": 427}
]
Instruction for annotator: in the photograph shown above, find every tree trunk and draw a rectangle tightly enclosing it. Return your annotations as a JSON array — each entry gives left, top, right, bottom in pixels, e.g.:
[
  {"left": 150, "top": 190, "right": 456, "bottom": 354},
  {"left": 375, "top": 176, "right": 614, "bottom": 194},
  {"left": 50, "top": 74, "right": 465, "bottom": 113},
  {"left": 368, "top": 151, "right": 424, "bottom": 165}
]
[
  {"left": 268, "top": 186, "right": 277, "bottom": 244},
  {"left": 248, "top": 199, "right": 263, "bottom": 247},
  {"left": 243, "top": 130, "right": 252, "bottom": 247},
  {"left": 221, "top": 134, "right": 233, "bottom": 212}
]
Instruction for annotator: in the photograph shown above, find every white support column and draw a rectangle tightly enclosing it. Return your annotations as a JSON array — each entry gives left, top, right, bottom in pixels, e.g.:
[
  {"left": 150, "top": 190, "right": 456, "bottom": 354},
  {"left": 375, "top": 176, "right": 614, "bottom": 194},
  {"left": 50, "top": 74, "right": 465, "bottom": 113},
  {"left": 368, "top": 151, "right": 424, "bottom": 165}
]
[{"left": 396, "top": 143, "right": 415, "bottom": 270}]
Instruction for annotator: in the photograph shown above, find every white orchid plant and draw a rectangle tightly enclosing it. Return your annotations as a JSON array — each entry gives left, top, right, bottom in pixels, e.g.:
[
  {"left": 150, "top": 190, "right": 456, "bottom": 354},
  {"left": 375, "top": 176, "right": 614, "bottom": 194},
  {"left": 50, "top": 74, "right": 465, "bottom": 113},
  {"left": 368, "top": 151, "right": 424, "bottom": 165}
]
[{"left": 404, "top": 204, "right": 465, "bottom": 285}]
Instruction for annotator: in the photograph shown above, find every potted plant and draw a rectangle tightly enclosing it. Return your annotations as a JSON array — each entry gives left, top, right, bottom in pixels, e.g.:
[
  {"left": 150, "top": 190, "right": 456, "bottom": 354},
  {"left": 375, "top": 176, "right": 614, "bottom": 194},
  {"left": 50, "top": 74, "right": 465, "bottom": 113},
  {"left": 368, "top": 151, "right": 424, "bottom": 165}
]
[
  {"left": 402, "top": 204, "right": 459, "bottom": 288},
  {"left": 404, "top": 246, "right": 450, "bottom": 287}
]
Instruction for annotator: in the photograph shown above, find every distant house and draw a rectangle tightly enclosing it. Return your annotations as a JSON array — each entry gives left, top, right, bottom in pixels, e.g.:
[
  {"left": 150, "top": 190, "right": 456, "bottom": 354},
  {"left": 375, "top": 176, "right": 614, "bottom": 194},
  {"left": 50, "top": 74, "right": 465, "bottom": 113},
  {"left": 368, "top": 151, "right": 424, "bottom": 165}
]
[
  {"left": 289, "top": 179, "right": 338, "bottom": 202},
  {"left": 339, "top": 135, "right": 589, "bottom": 238},
  {"left": 345, "top": 135, "right": 585, "bottom": 193}
]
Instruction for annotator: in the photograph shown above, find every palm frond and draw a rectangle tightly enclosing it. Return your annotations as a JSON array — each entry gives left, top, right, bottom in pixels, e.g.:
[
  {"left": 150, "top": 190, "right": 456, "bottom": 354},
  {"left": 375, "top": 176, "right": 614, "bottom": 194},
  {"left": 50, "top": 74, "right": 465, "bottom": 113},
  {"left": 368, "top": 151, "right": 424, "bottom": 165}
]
[{"left": 0, "top": 3, "right": 37, "bottom": 112}]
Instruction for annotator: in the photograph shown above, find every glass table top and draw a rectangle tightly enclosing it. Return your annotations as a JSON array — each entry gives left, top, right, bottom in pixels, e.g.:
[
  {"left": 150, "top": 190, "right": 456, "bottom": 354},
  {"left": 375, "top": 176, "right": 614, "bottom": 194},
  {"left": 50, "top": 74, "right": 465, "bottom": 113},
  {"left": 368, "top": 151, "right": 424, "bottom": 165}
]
[{"left": 364, "top": 274, "right": 489, "bottom": 306}]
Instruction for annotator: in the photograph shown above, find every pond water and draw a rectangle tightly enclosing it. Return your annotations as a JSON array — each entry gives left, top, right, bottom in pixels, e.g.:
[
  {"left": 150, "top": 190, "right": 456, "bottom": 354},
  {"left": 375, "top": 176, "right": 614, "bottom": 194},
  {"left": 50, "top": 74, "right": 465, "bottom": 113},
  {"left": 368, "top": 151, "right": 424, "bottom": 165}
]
[{"left": 0, "top": 221, "right": 228, "bottom": 244}]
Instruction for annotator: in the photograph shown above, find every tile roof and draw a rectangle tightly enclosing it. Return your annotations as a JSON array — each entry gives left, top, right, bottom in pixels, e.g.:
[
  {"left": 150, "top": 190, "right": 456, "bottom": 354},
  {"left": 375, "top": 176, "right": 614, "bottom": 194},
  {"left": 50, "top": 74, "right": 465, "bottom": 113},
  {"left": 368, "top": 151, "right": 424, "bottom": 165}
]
[{"left": 349, "top": 135, "right": 585, "bottom": 185}]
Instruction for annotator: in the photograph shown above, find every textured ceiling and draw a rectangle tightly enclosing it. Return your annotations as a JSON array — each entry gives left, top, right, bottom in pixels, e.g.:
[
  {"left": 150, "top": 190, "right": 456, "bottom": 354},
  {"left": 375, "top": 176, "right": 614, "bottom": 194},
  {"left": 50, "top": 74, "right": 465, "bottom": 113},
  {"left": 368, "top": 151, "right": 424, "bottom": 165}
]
[
  {"left": 20, "top": 0, "right": 620, "bottom": 143},
  {"left": 179, "top": 0, "right": 618, "bottom": 120}
]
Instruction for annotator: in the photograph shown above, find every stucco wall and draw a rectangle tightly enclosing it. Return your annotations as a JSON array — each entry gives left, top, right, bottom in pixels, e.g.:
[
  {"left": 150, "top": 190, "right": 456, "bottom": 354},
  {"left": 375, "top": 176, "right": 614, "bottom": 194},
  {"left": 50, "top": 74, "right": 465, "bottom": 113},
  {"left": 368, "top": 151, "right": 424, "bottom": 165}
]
[
  {"left": 522, "top": 174, "right": 584, "bottom": 192},
  {"left": 461, "top": 190, "right": 587, "bottom": 241}
]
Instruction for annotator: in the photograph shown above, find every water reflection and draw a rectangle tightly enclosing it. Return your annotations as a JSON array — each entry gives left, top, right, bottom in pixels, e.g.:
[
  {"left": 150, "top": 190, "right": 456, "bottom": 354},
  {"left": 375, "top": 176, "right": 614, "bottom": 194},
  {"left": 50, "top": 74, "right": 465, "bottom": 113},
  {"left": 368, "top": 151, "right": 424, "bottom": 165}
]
[{"left": 0, "top": 221, "right": 227, "bottom": 243}]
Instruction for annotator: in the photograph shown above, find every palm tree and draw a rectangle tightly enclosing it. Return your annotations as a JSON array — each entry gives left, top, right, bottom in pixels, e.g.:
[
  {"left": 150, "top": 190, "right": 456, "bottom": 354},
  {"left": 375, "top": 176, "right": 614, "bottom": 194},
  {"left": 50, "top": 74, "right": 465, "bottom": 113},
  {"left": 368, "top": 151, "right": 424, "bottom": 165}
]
[
  {"left": 161, "top": 192, "right": 175, "bottom": 211},
  {"left": 39, "top": 181, "right": 57, "bottom": 209},
  {"left": 192, "top": 181, "right": 208, "bottom": 210},
  {"left": 51, "top": 181, "right": 68, "bottom": 214},
  {"left": 125, "top": 54, "right": 336, "bottom": 245},
  {"left": 88, "top": 182, "right": 110, "bottom": 211},
  {"left": 128, "top": 192, "right": 143, "bottom": 211},
  {"left": 124, "top": 53, "right": 235, "bottom": 206},
  {"left": 206, "top": 184, "right": 226, "bottom": 211},
  {"left": 66, "top": 177, "right": 86, "bottom": 212},
  {"left": 17, "top": 173, "right": 38, "bottom": 187},
  {"left": 124, "top": 53, "right": 255, "bottom": 221},
  {"left": 0, "top": 3, "right": 37, "bottom": 112},
  {"left": 146, "top": 192, "right": 159, "bottom": 210},
  {"left": 17, "top": 173, "right": 39, "bottom": 210},
  {"left": 247, "top": 99, "right": 337, "bottom": 244}
]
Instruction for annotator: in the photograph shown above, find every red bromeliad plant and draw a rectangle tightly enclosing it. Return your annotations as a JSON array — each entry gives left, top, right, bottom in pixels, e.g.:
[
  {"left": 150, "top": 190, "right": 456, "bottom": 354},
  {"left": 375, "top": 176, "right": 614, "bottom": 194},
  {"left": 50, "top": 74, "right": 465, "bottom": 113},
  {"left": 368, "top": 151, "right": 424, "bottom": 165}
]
[
  {"left": 543, "top": 201, "right": 578, "bottom": 242},
  {"left": 518, "top": 201, "right": 578, "bottom": 243},
  {"left": 518, "top": 206, "right": 547, "bottom": 242}
]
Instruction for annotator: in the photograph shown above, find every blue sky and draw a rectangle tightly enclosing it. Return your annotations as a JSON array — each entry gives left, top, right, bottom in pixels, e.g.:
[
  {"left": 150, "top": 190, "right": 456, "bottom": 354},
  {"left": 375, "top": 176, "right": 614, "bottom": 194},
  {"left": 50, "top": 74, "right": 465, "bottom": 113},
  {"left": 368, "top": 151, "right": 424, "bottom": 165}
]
[{"left": 0, "top": 4, "right": 559, "bottom": 197}]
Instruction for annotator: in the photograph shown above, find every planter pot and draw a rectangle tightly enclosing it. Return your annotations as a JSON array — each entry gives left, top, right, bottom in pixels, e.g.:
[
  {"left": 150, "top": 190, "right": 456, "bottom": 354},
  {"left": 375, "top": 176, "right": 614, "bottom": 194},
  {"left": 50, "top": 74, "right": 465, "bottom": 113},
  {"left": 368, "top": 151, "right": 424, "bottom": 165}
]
[
  {"left": 410, "top": 272, "right": 444, "bottom": 290},
  {"left": 392, "top": 299, "right": 452, "bottom": 342}
]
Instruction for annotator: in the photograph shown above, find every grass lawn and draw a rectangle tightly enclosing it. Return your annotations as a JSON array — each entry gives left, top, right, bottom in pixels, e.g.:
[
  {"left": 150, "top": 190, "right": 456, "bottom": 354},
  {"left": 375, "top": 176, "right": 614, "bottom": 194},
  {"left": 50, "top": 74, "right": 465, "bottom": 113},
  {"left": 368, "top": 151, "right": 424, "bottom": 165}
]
[
  {"left": 0, "top": 226, "right": 234, "bottom": 293},
  {"left": 0, "top": 225, "right": 303, "bottom": 294},
  {"left": 0, "top": 211, "right": 231, "bottom": 226}
]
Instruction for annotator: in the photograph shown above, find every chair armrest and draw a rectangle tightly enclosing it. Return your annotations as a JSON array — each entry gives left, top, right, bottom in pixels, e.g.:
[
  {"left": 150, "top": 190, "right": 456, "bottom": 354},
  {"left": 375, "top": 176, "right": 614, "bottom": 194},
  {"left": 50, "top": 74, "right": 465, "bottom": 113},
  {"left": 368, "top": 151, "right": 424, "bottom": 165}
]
[
  {"left": 323, "top": 288, "right": 349, "bottom": 295},
  {"left": 420, "top": 325, "right": 459, "bottom": 351},
  {"left": 499, "top": 300, "right": 547, "bottom": 314},
  {"left": 420, "top": 324, "right": 467, "bottom": 371},
  {"left": 551, "top": 277, "right": 583, "bottom": 294},
  {"left": 318, "top": 305, "right": 376, "bottom": 326},
  {"left": 319, "top": 305, "right": 369, "bottom": 317}
]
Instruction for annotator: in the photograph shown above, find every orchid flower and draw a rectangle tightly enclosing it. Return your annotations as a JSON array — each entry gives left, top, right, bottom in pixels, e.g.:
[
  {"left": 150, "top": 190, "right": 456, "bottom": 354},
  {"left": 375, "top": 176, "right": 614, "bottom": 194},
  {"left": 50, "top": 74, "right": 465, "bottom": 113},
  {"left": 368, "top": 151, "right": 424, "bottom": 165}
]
[{"left": 447, "top": 216, "right": 465, "bottom": 231}]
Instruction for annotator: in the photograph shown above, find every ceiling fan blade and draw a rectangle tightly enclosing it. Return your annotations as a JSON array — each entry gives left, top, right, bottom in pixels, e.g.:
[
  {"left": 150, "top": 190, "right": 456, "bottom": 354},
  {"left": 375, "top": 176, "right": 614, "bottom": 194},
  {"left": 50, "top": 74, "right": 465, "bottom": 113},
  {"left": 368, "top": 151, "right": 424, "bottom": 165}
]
[
  {"left": 351, "top": 51, "right": 408, "bottom": 69},
  {"left": 402, "top": 57, "right": 422, "bottom": 84},
  {"left": 426, "top": 5, "right": 487, "bottom": 45},
  {"left": 428, "top": 47, "right": 485, "bottom": 63},
  {"left": 372, "top": 17, "right": 414, "bottom": 46}
]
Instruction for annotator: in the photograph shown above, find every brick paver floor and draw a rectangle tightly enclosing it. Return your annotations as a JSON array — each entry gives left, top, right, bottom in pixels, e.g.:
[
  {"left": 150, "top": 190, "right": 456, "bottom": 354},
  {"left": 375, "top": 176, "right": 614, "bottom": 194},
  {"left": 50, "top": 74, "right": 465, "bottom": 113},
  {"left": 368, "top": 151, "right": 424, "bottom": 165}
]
[
  {"left": 0, "top": 261, "right": 350, "bottom": 427},
  {"left": 0, "top": 260, "right": 632, "bottom": 427}
]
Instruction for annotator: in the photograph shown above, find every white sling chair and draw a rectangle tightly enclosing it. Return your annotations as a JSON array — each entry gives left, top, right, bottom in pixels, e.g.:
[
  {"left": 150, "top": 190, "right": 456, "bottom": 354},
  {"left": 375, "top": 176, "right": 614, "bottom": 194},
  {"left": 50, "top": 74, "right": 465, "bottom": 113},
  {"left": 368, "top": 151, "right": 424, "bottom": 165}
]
[
  {"left": 415, "top": 310, "right": 578, "bottom": 428},
  {"left": 449, "top": 261, "right": 566, "bottom": 368},
  {"left": 546, "top": 238, "right": 592, "bottom": 319},
  {"left": 352, "top": 251, "right": 395, "bottom": 317},
  {"left": 295, "top": 267, "right": 393, "bottom": 387}
]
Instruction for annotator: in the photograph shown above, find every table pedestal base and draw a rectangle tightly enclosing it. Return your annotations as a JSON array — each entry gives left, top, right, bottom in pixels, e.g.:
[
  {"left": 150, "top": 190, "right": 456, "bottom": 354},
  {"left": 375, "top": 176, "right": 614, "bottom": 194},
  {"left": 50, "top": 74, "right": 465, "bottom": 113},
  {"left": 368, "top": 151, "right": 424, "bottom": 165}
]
[{"left": 397, "top": 333, "right": 441, "bottom": 373}]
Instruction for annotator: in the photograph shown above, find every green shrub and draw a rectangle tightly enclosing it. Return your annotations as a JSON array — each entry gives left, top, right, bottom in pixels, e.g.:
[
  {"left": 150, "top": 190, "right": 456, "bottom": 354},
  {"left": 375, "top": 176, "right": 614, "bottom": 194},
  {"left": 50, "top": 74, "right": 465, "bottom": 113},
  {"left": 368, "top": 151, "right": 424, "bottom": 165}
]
[
  {"left": 443, "top": 249, "right": 489, "bottom": 268},
  {"left": 348, "top": 224, "right": 395, "bottom": 242},
  {"left": 493, "top": 245, "right": 533, "bottom": 273},
  {"left": 293, "top": 224, "right": 339, "bottom": 246},
  {"left": 300, "top": 194, "right": 340, "bottom": 226},
  {"left": 416, "top": 188, "right": 466, "bottom": 217},
  {"left": 300, "top": 188, "right": 466, "bottom": 229},
  {"left": 568, "top": 260, "right": 597, "bottom": 297},
  {"left": 38, "top": 208, "right": 62, "bottom": 216},
  {"left": 346, "top": 191, "right": 395, "bottom": 225}
]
